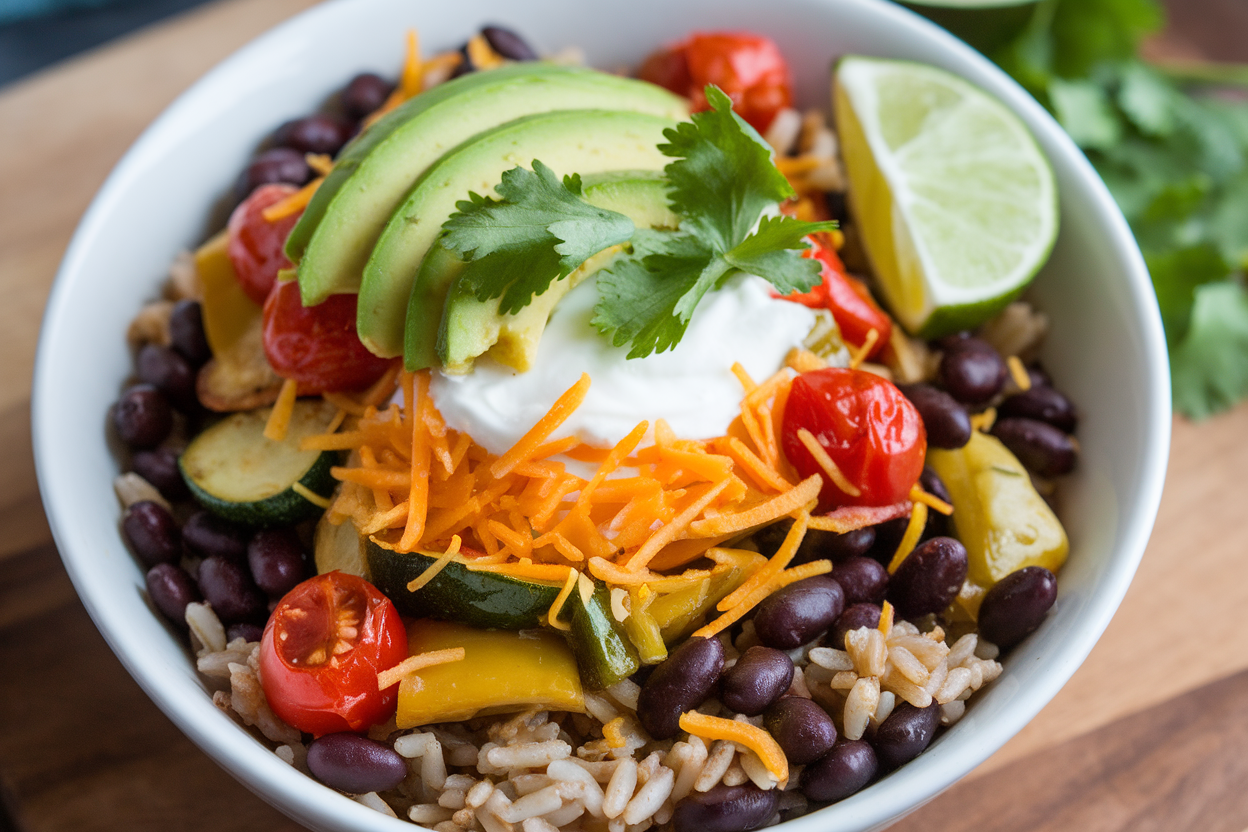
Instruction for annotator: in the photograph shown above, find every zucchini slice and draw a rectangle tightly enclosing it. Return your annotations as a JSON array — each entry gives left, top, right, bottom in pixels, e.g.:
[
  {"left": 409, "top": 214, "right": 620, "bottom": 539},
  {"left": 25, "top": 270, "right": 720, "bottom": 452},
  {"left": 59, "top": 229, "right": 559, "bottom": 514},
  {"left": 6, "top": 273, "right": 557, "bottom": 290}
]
[{"left": 179, "top": 399, "right": 340, "bottom": 526}]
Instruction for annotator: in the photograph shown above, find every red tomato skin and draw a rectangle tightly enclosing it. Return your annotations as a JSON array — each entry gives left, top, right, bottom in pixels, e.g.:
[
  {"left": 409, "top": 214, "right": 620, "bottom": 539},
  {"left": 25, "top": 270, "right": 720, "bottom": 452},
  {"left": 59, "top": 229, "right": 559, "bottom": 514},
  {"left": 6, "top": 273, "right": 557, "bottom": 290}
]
[
  {"left": 781, "top": 368, "right": 926, "bottom": 511},
  {"left": 227, "top": 184, "right": 301, "bottom": 306},
  {"left": 259, "top": 572, "right": 407, "bottom": 736},
  {"left": 640, "top": 32, "right": 793, "bottom": 132},
  {"left": 780, "top": 243, "right": 892, "bottom": 360},
  {"left": 261, "top": 280, "right": 395, "bottom": 393}
]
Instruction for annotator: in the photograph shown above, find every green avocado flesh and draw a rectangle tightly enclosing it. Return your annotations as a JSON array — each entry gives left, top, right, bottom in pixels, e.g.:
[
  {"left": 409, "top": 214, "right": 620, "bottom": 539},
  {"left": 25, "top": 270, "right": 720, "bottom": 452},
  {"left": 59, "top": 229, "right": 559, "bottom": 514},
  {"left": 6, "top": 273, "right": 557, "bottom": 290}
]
[
  {"left": 289, "top": 65, "right": 687, "bottom": 307},
  {"left": 431, "top": 172, "right": 679, "bottom": 374},
  {"left": 360, "top": 109, "right": 678, "bottom": 359}
]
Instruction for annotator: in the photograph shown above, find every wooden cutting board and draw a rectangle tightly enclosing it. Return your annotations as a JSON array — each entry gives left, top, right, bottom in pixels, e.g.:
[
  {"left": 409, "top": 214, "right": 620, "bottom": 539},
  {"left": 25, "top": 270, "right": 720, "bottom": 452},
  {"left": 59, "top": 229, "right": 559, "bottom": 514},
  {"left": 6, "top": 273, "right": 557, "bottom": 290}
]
[{"left": 2, "top": 0, "right": 1247, "bottom": 829}]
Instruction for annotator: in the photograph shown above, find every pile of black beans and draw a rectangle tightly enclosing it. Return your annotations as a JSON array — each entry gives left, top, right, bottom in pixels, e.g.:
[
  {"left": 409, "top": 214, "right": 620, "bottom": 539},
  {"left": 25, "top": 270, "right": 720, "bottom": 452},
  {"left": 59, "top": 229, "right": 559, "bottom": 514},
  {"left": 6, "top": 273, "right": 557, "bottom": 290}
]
[
  {"left": 236, "top": 25, "right": 539, "bottom": 201},
  {"left": 112, "top": 299, "right": 313, "bottom": 640},
  {"left": 647, "top": 333, "right": 1076, "bottom": 831}
]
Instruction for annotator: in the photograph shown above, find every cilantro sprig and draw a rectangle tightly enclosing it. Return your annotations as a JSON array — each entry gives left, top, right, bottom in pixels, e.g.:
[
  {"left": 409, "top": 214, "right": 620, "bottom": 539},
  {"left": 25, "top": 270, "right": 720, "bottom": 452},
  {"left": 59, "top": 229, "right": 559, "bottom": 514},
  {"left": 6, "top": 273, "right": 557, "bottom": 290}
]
[
  {"left": 436, "top": 85, "right": 836, "bottom": 359},
  {"left": 987, "top": 0, "right": 1248, "bottom": 418}
]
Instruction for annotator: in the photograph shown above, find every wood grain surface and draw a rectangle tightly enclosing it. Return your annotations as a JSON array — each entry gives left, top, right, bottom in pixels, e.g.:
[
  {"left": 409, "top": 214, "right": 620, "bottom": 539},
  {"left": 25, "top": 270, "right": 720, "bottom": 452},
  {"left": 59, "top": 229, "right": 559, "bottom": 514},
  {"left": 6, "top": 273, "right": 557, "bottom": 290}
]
[{"left": 1, "top": 0, "right": 1247, "bottom": 830}]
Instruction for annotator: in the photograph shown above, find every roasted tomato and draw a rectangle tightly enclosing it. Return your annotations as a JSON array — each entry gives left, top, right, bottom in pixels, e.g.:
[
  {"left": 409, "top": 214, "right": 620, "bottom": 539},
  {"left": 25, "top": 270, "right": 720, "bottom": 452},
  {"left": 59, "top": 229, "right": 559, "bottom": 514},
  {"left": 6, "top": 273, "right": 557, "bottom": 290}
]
[
  {"left": 261, "top": 279, "right": 395, "bottom": 393},
  {"left": 259, "top": 572, "right": 407, "bottom": 736},
  {"left": 227, "top": 184, "right": 301, "bottom": 306},
  {"left": 639, "top": 31, "right": 793, "bottom": 131},
  {"left": 781, "top": 368, "right": 926, "bottom": 511},
  {"left": 780, "top": 240, "right": 892, "bottom": 360}
]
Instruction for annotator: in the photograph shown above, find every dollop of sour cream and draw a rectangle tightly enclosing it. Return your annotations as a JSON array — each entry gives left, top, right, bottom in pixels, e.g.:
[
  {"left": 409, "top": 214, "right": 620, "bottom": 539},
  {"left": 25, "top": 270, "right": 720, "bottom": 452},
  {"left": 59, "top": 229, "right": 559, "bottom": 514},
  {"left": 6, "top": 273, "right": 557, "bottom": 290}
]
[{"left": 429, "top": 273, "right": 817, "bottom": 455}]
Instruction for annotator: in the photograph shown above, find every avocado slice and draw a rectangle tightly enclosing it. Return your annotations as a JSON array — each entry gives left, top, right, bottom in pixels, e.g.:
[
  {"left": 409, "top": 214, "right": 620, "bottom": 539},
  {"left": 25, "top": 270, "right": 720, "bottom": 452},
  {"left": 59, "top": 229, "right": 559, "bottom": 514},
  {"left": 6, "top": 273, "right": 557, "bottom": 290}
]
[
  {"left": 359, "top": 109, "right": 678, "bottom": 359},
  {"left": 289, "top": 65, "right": 687, "bottom": 306},
  {"left": 431, "top": 172, "right": 679, "bottom": 374}
]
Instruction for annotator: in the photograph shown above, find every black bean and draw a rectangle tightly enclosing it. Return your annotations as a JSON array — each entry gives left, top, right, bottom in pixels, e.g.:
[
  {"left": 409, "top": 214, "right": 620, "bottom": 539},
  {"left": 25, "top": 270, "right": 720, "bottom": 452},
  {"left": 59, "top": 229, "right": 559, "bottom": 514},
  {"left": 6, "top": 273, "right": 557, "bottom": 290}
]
[
  {"left": 182, "top": 510, "right": 249, "bottom": 561},
  {"left": 764, "top": 697, "right": 837, "bottom": 765},
  {"left": 918, "top": 466, "right": 951, "bottom": 539},
  {"left": 799, "top": 738, "right": 878, "bottom": 802},
  {"left": 865, "top": 516, "right": 909, "bottom": 566},
  {"left": 898, "top": 383, "right": 971, "bottom": 449},
  {"left": 977, "top": 566, "right": 1058, "bottom": 650},
  {"left": 872, "top": 701, "right": 941, "bottom": 770},
  {"left": 146, "top": 563, "right": 200, "bottom": 626},
  {"left": 113, "top": 384, "right": 173, "bottom": 449},
  {"left": 169, "top": 300, "right": 211, "bottom": 367},
  {"left": 481, "top": 25, "right": 539, "bottom": 60},
  {"left": 307, "top": 733, "right": 408, "bottom": 794},
  {"left": 130, "top": 447, "right": 189, "bottom": 500},
  {"left": 227, "top": 622, "right": 264, "bottom": 644},
  {"left": 938, "top": 337, "right": 1007, "bottom": 405},
  {"left": 273, "top": 114, "right": 354, "bottom": 156},
  {"left": 248, "top": 527, "right": 309, "bottom": 598},
  {"left": 342, "top": 72, "right": 394, "bottom": 120},
  {"left": 887, "top": 537, "right": 967, "bottom": 619},
  {"left": 720, "top": 646, "right": 794, "bottom": 716},
  {"left": 752, "top": 576, "right": 845, "bottom": 650},
  {"left": 122, "top": 501, "right": 181, "bottom": 567},
  {"left": 998, "top": 384, "right": 1077, "bottom": 433},
  {"left": 238, "top": 147, "right": 311, "bottom": 197},
  {"left": 825, "top": 603, "right": 882, "bottom": 650},
  {"left": 991, "top": 417, "right": 1077, "bottom": 477},
  {"left": 137, "top": 343, "right": 197, "bottom": 412},
  {"left": 1027, "top": 364, "right": 1052, "bottom": 389},
  {"left": 754, "top": 521, "right": 872, "bottom": 566},
  {"left": 672, "top": 784, "right": 780, "bottom": 832},
  {"left": 197, "top": 555, "right": 266, "bottom": 624},
  {"left": 638, "top": 637, "right": 724, "bottom": 739},
  {"left": 832, "top": 556, "right": 889, "bottom": 605},
  {"left": 825, "top": 191, "right": 849, "bottom": 223}
]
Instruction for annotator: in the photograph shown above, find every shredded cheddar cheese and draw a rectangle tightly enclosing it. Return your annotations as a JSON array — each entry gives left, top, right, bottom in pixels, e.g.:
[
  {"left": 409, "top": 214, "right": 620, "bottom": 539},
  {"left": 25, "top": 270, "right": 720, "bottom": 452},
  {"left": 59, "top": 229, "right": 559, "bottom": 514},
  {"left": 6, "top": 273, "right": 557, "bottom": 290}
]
[
  {"left": 263, "top": 378, "right": 299, "bottom": 442},
  {"left": 546, "top": 568, "right": 580, "bottom": 632},
  {"left": 261, "top": 177, "right": 323, "bottom": 222},
  {"left": 291, "top": 482, "right": 331, "bottom": 509},
  {"left": 1007, "top": 355, "right": 1031, "bottom": 391},
  {"left": 406, "top": 536, "right": 461, "bottom": 592},
  {"left": 795, "top": 428, "right": 861, "bottom": 498},
  {"left": 887, "top": 503, "right": 928, "bottom": 574},
  {"left": 678, "top": 711, "right": 789, "bottom": 784},
  {"left": 376, "top": 647, "right": 466, "bottom": 690}
]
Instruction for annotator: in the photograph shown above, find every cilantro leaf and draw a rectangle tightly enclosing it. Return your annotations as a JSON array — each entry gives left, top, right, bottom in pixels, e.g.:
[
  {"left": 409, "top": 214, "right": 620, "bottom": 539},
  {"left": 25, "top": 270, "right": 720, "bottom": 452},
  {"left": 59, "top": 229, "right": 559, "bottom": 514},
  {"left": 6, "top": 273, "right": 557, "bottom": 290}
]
[
  {"left": 1170, "top": 281, "right": 1248, "bottom": 419},
  {"left": 441, "top": 161, "right": 635, "bottom": 314},
  {"left": 659, "top": 86, "right": 795, "bottom": 251},
  {"left": 723, "top": 214, "right": 836, "bottom": 294},
  {"left": 1145, "top": 243, "right": 1227, "bottom": 342}
]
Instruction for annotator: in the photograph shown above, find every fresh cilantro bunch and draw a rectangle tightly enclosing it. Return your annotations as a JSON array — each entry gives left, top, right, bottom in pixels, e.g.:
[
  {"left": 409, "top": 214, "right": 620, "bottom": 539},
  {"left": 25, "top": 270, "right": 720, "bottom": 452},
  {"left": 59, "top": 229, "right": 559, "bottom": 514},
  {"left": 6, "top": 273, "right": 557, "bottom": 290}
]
[
  {"left": 987, "top": 0, "right": 1248, "bottom": 418},
  {"left": 439, "top": 85, "right": 836, "bottom": 359}
]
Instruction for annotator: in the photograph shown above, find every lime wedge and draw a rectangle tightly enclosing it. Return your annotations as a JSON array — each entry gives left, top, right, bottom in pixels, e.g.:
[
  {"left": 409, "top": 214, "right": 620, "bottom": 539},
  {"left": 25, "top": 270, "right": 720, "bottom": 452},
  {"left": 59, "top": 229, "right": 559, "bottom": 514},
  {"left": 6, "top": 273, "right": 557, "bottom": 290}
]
[{"left": 834, "top": 56, "right": 1057, "bottom": 338}]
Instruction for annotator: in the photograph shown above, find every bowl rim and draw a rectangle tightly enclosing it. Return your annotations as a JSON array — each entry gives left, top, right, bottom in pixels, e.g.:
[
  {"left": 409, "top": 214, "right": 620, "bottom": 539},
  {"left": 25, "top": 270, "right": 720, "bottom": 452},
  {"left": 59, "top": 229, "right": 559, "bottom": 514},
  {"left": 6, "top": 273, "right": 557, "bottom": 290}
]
[{"left": 31, "top": 0, "right": 1170, "bottom": 829}]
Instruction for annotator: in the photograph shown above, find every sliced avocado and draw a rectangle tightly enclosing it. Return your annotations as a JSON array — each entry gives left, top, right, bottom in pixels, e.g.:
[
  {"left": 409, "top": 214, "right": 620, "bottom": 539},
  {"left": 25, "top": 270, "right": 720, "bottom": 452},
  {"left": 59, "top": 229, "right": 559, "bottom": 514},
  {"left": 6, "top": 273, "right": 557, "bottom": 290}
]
[
  {"left": 289, "top": 65, "right": 687, "bottom": 306},
  {"left": 431, "top": 172, "right": 679, "bottom": 374},
  {"left": 360, "top": 109, "right": 678, "bottom": 359}
]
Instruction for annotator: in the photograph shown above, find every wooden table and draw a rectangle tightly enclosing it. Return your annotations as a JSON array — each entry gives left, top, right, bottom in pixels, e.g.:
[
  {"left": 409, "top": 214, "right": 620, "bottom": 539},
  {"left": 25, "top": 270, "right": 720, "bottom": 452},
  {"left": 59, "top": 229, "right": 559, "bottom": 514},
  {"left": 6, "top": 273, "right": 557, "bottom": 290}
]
[{"left": 3, "top": 1, "right": 1247, "bottom": 830}]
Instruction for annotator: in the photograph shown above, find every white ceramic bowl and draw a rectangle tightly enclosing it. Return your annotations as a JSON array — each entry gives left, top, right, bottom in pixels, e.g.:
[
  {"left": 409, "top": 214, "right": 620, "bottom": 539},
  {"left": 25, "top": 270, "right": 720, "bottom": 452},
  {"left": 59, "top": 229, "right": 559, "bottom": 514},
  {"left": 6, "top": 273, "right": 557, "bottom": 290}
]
[{"left": 32, "top": 0, "right": 1169, "bottom": 830}]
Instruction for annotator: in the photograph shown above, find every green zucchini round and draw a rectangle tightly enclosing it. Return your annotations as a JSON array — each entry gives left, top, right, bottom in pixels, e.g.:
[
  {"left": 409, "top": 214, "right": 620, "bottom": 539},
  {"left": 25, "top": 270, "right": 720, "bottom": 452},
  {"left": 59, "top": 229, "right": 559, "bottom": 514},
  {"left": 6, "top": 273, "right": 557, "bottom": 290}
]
[{"left": 179, "top": 399, "right": 341, "bottom": 527}]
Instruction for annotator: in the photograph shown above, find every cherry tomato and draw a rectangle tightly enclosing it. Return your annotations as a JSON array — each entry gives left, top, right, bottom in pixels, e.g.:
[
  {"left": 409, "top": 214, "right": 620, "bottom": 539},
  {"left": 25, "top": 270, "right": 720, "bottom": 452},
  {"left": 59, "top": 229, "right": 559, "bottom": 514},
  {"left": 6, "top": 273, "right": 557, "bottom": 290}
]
[
  {"left": 227, "top": 184, "right": 302, "bottom": 306},
  {"left": 778, "top": 240, "right": 892, "bottom": 360},
  {"left": 639, "top": 32, "right": 793, "bottom": 132},
  {"left": 262, "top": 280, "right": 395, "bottom": 393},
  {"left": 259, "top": 572, "right": 407, "bottom": 736},
  {"left": 781, "top": 368, "right": 926, "bottom": 511}
]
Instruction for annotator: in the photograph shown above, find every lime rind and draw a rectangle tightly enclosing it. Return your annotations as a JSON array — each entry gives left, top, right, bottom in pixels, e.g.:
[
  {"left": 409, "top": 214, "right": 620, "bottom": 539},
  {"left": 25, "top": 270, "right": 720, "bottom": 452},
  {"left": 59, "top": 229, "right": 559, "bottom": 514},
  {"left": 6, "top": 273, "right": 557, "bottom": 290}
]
[{"left": 835, "top": 57, "right": 1058, "bottom": 337}]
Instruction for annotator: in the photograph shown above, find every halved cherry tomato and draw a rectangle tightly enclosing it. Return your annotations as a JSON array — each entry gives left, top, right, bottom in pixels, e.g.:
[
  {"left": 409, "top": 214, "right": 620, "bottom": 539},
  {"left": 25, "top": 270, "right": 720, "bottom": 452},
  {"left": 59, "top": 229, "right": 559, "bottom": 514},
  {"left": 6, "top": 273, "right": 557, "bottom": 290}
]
[
  {"left": 639, "top": 32, "right": 793, "bottom": 132},
  {"left": 262, "top": 280, "right": 395, "bottom": 393},
  {"left": 227, "top": 184, "right": 301, "bottom": 305},
  {"left": 259, "top": 572, "right": 407, "bottom": 736},
  {"left": 779, "top": 240, "right": 892, "bottom": 360},
  {"left": 781, "top": 368, "right": 926, "bottom": 511}
]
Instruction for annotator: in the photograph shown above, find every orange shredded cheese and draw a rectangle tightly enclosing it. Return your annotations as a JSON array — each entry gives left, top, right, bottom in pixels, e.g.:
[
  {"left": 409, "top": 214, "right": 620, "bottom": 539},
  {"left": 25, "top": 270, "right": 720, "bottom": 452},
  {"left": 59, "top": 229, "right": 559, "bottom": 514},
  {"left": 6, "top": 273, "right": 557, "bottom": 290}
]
[
  {"left": 399, "top": 372, "right": 432, "bottom": 550},
  {"left": 730, "top": 362, "right": 758, "bottom": 393},
  {"left": 785, "top": 348, "right": 826, "bottom": 373},
  {"left": 909, "top": 484, "right": 953, "bottom": 516},
  {"left": 376, "top": 647, "right": 465, "bottom": 690},
  {"left": 887, "top": 503, "right": 928, "bottom": 574},
  {"left": 849, "top": 328, "right": 880, "bottom": 371},
  {"left": 603, "top": 716, "right": 629, "bottom": 749},
  {"left": 626, "top": 479, "right": 732, "bottom": 570},
  {"left": 878, "top": 600, "right": 895, "bottom": 637},
  {"left": 291, "top": 482, "right": 332, "bottom": 509},
  {"left": 694, "top": 558, "right": 831, "bottom": 640},
  {"left": 261, "top": 177, "right": 323, "bottom": 222},
  {"left": 717, "top": 508, "right": 810, "bottom": 612},
  {"left": 795, "top": 428, "right": 861, "bottom": 498},
  {"left": 399, "top": 29, "right": 424, "bottom": 97},
  {"left": 406, "top": 535, "right": 461, "bottom": 592},
  {"left": 305, "top": 153, "right": 334, "bottom": 176},
  {"left": 971, "top": 407, "right": 997, "bottom": 433},
  {"left": 262, "top": 379, "right": 299, "bottom": 442},
  {"left": 687, "top": 475, "right": 821, "bottom": 537},
  {"left": 775, "top": 155, "right": 822, "bottom": 177},
  {"left": 466, "top": 33, "right": 505, "bottom": 70},
  {"left": 492, "top": 373, "right": 590, "bottom": 478},
  {"left": 1007, "top": 355, "right": 1031, "bottom": 391},
  {"left": 678, "top": 711, "right": 789, "bottom": 784},
  {"left": 546, "top": 567, "right": 580, "bottom": 631},
  {"left": 716, "top": 436, "right": 790, "bottom": 493}
]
